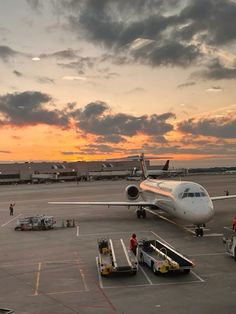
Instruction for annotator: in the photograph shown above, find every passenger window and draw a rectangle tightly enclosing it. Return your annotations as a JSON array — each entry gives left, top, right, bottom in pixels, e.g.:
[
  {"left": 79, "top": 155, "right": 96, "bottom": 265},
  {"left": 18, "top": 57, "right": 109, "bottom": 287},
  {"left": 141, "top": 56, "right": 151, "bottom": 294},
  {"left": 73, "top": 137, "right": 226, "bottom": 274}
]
[
  {"left": 200, "top": 192, "right": 206, "bottom": 197},
  {"left": 195, "top": 193, "right": 200, "bottom": 197},
  {"left": 188, "top": 193, "right": 194, "bottom": 197}
]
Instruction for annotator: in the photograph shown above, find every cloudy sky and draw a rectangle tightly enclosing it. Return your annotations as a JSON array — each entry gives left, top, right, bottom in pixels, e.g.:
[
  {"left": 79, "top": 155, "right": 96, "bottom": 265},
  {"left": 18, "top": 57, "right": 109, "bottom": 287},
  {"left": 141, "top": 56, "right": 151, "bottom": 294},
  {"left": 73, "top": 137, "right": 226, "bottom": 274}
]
[{"left": 0, "top": 0, "right": 236, "bottom": 167}]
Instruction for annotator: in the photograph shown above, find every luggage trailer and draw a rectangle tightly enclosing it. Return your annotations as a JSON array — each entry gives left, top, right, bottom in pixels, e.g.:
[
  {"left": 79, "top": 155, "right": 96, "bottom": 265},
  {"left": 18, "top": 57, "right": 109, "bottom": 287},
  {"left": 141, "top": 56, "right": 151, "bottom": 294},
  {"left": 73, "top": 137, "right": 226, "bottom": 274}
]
[
  {"left": 98, "top": 238, "right": 138, "bottom": 276},
  {"left": 138, "top": 239, "right": 195, "bottom": 274}
]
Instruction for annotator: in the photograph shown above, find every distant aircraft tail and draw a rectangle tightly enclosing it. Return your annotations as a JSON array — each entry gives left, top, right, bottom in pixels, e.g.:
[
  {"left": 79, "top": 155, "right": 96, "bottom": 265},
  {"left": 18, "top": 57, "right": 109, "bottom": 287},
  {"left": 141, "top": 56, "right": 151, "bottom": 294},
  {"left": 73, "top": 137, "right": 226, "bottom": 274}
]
[
  {"left": 162, "top": 160, "right": 170, "bottom": 171},
  {"left": 139, "top": 153, "right": 148, "bottom": 179}
]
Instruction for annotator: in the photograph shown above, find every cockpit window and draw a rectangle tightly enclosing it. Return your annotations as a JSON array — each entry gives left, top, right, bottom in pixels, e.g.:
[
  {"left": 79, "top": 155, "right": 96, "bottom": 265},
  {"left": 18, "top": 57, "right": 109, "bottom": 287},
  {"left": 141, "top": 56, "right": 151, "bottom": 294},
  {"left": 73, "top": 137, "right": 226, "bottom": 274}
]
[{"left": 181, "top": 191, "right": 207, "bottom": 198}]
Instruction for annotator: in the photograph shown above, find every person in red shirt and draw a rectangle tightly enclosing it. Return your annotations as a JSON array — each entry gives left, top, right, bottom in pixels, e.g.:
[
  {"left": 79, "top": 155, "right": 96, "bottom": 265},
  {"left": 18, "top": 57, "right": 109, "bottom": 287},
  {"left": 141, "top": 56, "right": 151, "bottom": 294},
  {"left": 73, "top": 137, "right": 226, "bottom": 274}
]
[
  {"left": 129, "top": 233, "right": 138, "bottom": 255},
  {"left": 232, "top": 217, "right": 236, "bottom": 231}
]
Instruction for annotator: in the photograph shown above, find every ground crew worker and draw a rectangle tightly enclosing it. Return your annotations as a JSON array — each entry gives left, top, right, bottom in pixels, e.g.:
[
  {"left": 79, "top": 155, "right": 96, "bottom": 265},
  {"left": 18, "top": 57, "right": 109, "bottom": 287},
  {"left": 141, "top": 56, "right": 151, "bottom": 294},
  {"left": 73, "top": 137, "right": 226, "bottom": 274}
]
[
  {"left": 9, "top": 203, "right": 15, "bottom": 216},
  {"left": 225, "top": 190, "right": 229, "bottom": 196},
  {"left": 129, "top": 233, "right": 138, "bottom": 256},
  {"left": 232, "top": 217, "right": 236, "bottom": 231}
]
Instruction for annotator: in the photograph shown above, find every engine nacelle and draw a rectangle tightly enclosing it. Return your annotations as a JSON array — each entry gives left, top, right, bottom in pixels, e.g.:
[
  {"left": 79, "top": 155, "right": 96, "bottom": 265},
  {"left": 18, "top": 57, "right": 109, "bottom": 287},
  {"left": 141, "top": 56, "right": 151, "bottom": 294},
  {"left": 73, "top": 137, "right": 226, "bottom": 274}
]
[{"left": 126, "top": 185, "right": 140, "bottom": 200}]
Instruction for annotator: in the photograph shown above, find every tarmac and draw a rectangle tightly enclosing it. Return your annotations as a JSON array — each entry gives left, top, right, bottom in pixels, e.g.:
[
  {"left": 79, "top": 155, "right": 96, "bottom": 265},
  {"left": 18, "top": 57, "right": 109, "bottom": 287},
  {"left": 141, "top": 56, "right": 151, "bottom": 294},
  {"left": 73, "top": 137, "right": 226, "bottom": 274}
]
[{"left": 0, "top": 174, "right": 236, "bottom": 314}]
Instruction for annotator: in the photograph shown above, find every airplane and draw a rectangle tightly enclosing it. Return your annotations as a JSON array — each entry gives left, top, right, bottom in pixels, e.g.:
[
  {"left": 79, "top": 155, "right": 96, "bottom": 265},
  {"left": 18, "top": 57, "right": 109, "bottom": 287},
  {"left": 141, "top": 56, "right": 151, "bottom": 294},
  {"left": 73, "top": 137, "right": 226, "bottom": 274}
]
[
  {"left": 131, "top": 160, "right": 187, "bottom": 178},
  {"left": 49, "top": 153, "right": 236, "bottom": 237},
  {"left": 131, "top": 159, "right": 170, "bottom": 178}
]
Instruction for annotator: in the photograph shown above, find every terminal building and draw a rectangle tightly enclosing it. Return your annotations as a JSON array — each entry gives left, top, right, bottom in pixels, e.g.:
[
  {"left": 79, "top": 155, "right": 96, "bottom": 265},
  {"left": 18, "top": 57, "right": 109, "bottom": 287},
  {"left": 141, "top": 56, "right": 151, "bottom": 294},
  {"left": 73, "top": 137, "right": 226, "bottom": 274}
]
[{"left": 0, "top": 159, "right": 151, "bottom": 184}]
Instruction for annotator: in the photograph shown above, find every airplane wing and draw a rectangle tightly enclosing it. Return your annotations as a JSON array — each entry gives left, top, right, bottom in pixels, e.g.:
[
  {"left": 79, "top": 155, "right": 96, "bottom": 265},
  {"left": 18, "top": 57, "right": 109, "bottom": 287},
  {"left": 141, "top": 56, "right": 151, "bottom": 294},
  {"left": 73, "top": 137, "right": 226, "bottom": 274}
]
[
  {"left": 211, "top": 195, "right": 236, "bottom": 201},
  {"left": 48, "top": 198, "right": 172, "bottom": 207},
  {"left": 48, "top": 201, "right": 153, "bottom": 207}
]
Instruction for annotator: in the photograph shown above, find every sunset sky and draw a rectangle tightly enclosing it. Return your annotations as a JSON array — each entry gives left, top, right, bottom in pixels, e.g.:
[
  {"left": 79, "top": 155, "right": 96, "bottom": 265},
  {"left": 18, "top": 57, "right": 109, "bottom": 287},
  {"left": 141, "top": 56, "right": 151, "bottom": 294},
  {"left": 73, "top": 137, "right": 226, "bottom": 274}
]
[{"left": 0, "top": 0, "right": 236, "bottom": 167}]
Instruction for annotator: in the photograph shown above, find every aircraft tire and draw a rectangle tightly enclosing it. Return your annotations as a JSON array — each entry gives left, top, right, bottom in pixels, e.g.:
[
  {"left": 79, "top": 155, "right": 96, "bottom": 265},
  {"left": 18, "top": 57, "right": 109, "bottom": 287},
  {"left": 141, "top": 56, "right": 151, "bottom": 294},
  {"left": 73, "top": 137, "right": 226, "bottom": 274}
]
[
  {"left": 141, "top": 210, "right": 146, "bottom": 219},
  {"left": 152, "top": 262, "right": 158, "bottom": 275},
  {"left": 183, "top": 269, "right": 190, "bottom": 274},
  {"left": 199, "top": 228, "right": 204, "bottom": 237},
  {"left": 139, "top": 253, "right": 145, "bottom": 266}
]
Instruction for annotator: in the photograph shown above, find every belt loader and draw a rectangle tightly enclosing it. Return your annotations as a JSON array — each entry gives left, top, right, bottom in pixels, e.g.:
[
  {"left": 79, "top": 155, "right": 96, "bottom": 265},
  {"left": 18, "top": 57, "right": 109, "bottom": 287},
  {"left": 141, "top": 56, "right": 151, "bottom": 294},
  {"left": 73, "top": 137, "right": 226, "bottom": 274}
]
[
  {"left": 138, "top": 239, "right": 195, "bottom": 274},
  {"left": 98, "top": 238, "right": 138, "bottom": 276}
]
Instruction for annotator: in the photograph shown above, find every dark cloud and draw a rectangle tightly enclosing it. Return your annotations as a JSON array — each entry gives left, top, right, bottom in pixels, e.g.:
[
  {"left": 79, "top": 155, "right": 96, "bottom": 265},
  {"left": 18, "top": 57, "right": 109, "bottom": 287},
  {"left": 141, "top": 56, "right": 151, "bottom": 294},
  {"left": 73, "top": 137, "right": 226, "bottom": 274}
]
[
  {"left": 36, "top": 76, "right": 55, "bottom": 84},
  {"left": 58, "top": 56, "right": 96, "bottom": 74},
  {"left": 178, "top": 0, "right": 236, "bottom": 46},
  {"left": 0, "top": 150, "right": 11, "bottom": 154},
  {"left": 177, "top": 81, "right": 196, "bottom": 88},
  {"left": 178, "top": 116, "right": 236, "bottom": 139},
  {"left": 0, "top": 92, "right": 175, "bottom": 139},
  {"left": 47, "top": 0, "right": 236, "bottom": 73},
  {"left": 54, "top": 0, "right": 202, "bottom": 67},
  {"left": 61, "top": 151, "right": 80, "bottom": 155},
  {"left": 198, "top": 59, "right": 236, "bottom": 80},
  {"left": 13, "top": 70, "right": 23, "bottom": 77},
  {"left": 26, "top": 0, "right": 43, "bottom": 11},
  {"left": 75, "top": 101, "right": 175, "bottom": 136},
  {"left": 40, "top": 49, "right": 79, "bottom": 60},
  {"left": 97, "top": 135, "right": 127, "bottom": 143},
  {"left": 141, "top": 140, "right": 236, "bottom": 156},
  {"left": 0, "top": 46, "right": 18, "bottom": 62},
  {"left": 0, "top": 91, "right": 69, "bottom": 127},
  {"left": 133, "top": 41, "right": 200, "bottom": 67}
]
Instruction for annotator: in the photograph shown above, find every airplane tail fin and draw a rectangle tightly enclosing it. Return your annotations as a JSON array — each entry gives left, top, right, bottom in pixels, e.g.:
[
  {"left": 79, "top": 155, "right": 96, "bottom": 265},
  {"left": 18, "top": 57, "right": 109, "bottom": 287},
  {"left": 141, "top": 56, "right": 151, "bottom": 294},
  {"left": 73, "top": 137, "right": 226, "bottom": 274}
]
[
  {"left": 139, "top": 153, "right": 148, "bottom": 179},
  {"left": 162, "top": 160, "right": 170, "bottom": 171}
]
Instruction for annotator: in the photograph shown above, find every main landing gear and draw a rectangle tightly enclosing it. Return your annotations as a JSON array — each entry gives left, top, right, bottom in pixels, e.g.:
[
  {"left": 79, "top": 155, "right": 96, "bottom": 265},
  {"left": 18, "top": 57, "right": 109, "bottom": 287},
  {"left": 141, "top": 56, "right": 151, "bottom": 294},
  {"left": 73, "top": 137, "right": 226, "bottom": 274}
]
[
  {"left": 136, "top": 206, "right": 146, "bottom": 219},
  {"left": 195, "top": 225, "right": 204, "bottom": 237}
]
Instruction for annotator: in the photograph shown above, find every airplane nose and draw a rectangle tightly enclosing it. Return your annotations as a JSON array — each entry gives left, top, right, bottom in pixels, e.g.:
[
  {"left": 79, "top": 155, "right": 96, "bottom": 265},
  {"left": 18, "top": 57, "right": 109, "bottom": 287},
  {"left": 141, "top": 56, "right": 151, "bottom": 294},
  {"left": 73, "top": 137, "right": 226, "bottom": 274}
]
[
  {"left": 194, "top": 201, "right": 214, "bottom": 224},
  {"left": 182, "top": 199, "right": 214, "bottom": 224}
]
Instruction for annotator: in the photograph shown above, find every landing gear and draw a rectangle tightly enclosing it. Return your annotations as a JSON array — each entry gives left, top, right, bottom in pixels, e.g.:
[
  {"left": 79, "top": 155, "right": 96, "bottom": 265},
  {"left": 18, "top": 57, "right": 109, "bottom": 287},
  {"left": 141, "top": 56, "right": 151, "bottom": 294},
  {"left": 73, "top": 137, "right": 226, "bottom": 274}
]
[
  {"left": 195, "top": 225, "right": 204, "bottom": 237},
  {"left": 136, "top": 207, "right": 146, "bottom": 219}
]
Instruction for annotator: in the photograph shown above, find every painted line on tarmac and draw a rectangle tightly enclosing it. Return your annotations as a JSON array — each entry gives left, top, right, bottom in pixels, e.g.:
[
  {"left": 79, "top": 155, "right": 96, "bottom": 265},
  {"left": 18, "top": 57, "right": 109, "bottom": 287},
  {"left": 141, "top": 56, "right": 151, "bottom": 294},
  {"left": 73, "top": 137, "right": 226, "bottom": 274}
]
[
  {"left": 1, "top": 213, "right": 22, "bottom": 227},
  {"left": 224, "top": 226, "right": 234, "bottom": 232},
  {"left": 191, "top": 270, "right": 205, "bottom": 282},
  {"left": 78, "top": 230, "right": 150, "bottom": 237},
  {"left": 203, "top": 233, "right": 223, "bottom": 237},
  {"left": 188, "top": 252, "right": 225, "bottom": 257},
  {"left": 40, "top": 289, "right": 87, "bottom": 296},
  {"left": 96, "top": 256, "right": 104, "bottom": 289},
  {"left": 76, "top": 225, "right": 79, "bottom": 237},
  {"left": 139, "top": 265, "right": 154, "bottom": 285},
  {"left": 1, "top": 259, "right": 85, "bottom": 267},
  {"left": 150, "top": 231, "right": 175, "bottom": 249},
  {"left": 103, "top": 279, "right": 203, "bottom": 289},
  {"left": 74, "top": 252, "right": 90, "bottom": 292},
  {"left": 34, "top": 262, "right": 42, "bottom": 296},
  {"left": 31, "top": 289, "right": 87, "bottom": 297},
  {"left": 145, "top": 209, "right": 195, "bottom": 236}
]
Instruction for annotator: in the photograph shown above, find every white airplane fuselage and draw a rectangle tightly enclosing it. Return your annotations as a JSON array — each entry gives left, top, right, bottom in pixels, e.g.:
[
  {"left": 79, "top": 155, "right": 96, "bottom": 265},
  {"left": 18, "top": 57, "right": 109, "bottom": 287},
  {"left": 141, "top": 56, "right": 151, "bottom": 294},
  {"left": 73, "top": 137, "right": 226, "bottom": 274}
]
[{"left": 139, "top": 178, "right": 214, "bottom": 225}]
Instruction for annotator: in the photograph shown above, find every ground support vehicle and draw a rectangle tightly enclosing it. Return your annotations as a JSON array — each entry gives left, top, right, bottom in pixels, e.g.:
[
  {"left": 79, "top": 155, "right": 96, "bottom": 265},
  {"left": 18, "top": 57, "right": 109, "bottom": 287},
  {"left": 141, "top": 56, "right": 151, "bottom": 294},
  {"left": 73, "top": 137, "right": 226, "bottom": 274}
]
[
  {"left": 223, "top": 233, "right": 236, "bottom": 261},
  {"left": 138, "top": 239, "right": 195, "bottom": 274},
  {"left": 98, "top": 238, "right": 138, "bottom": 276},
  {"left": 15, "top": 215, "right": 55, "bottom": 231}
]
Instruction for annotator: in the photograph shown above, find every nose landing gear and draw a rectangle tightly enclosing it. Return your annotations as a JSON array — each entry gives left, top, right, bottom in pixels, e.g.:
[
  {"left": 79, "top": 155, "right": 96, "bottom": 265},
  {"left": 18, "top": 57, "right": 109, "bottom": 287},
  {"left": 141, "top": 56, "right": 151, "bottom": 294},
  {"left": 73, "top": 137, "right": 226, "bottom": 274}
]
[
  {"left": 136, "top": 206, "right": 146, "bottom": 219},
  {"left": 195, "top": 225, "right": 204, "bottom": 237}
]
